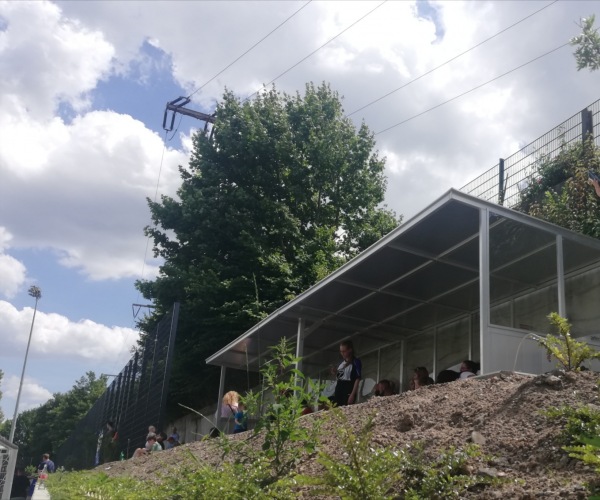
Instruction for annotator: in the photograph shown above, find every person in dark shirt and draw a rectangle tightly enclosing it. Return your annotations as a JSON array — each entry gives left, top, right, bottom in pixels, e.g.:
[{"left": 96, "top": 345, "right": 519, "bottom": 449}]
[
  {"left": 37, "top": 453, "right": 55, "bottom": 473},
  {"left": 10, "top": 468, "right": 30, "bottom": 499}
]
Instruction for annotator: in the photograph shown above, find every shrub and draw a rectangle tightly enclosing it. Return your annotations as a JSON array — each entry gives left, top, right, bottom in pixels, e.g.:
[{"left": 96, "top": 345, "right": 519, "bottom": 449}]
[
  {"left": 299, "top": 410, "right": 494, "bottom": 499},
  {"left": 539, "top": 313, "right": 600, "bottom": 371}
]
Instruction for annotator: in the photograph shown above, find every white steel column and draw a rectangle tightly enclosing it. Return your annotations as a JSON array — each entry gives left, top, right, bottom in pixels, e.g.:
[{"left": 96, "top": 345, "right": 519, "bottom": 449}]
[
  {"left": 479, "top": 207, "right": 491, "bottom": 374},
  {"left": 556, "top": 235, "right": 566, "bottom": 317},
  {"left": 216, "top": 366, "right": 226, "bottom": 429},
  {"left": 432, "top": 328, "right": 437, "bottom": 380},
  {"left": 399, "top": 340, "right": 405, "bottom": 392},
  {"left": 295, "top": 317, "right": 305, "bottom": 371}
]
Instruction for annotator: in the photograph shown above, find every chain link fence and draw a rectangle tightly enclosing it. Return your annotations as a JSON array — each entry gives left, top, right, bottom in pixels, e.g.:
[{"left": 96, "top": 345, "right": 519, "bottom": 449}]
[
  {"left": 461, "top": 98, "right": 600, "bottom": 207},
  {"left": 55, "top": 303, "right": 179, "bottom": 469}
]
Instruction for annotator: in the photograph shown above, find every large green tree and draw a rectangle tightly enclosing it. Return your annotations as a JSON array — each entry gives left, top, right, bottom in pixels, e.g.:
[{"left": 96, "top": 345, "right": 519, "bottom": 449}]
[
  {"left": 1, "top": 372, "right": 106, "bottom": 466},
  {"left": 137, "top": 83, "right": 400, "bottom": 416},
  {"left": 518, "top": 139, "right": 600, "bottom": 237},
  {"left": 571, "top": 14, "right": 600, "bottom": 72}
]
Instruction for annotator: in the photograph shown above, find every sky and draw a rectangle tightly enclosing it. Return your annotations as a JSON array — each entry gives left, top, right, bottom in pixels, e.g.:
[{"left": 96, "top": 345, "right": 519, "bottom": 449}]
[{"left": 0, "top": 0, "right": 598, "bottom": 423}]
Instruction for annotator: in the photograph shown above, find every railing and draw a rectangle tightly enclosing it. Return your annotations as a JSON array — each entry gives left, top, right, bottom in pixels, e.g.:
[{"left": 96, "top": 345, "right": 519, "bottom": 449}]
[
  {"left": 55, "top": 303, "right": 179, "bottom": 469},
  {"left": 461, "top": 98, "right": 600, "bottom": 208}
]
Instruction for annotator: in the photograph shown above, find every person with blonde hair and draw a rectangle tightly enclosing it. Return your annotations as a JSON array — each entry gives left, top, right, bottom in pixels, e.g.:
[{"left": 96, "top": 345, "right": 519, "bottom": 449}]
[{"left": 221, "top": 390, "right": 240, "bottom": 418}]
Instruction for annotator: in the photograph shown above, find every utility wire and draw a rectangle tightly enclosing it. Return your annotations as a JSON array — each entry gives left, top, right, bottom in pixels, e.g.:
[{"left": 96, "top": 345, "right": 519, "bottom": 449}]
[
  {"left": 187, "top": 1, "right": 313, "bottom": 100},
  {"left": 348, "top": 0, "right": 558, "bottom": 117},
  {"left": 244, "top": 0, "right": 387, "bottom": 102},
  {"left": 375, "top": 42, "right": 569, "bottom": 136},
  {"left": 110, "top": 131, "right": 170, "bottom": 374}
]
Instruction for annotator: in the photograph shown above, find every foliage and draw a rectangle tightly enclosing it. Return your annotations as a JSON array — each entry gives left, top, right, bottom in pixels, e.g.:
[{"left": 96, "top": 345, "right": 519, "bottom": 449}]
[
  {"left": 571, "top": 15, "right": 600, "bottom": 72},
  {"left": 136, "top": 82, "right": 400, "bottom": 416},
  {"left": 539, "top": 313, "right": 600, "bottom": 371},
  {"left": 543, "top": 404, "right": 600, "bottom": 499},
  {"left": 219, "top": 337, "right": 328, "bottom": 486},
  {"left": 24, "top": 465, "right": 37, "bottom": 476},
  {"left": 518, "top": 140, "right": 600, "bottom": 238},
  {"left": 47, "top": 470, "right": 154, "bottom": 500},
  {"left": 6, "top": 372, "right": 107, "bottom": 467},
  {"left": 543, "top": 404, "right": 600, "bottom": 446},
  {"left": 299, "top": 410, "right": 494, "bottom": 499}
]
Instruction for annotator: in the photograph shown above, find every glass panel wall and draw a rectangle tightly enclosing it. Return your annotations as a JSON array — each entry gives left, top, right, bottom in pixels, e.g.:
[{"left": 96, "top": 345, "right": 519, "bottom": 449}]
[
  {"left": 489, "top": 213, "right": 558, "bottom": 331},
  {"left": 403, "top": 330, "right": 434, "bottom": 391},
  {"left": 379, "top": 342, "right": 402, "bottom": 394},
  {"left": 435, "top": 317, "right": 470, "bottom": 379},
  {"left": 563, "top": 238, "right": 600, "bottom": 336}
]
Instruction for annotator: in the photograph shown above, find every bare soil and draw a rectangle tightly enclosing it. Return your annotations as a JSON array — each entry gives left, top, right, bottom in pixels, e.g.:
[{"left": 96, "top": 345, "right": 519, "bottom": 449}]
[{"left": 100, "top": 370, "right": 600, "bottom": 499}]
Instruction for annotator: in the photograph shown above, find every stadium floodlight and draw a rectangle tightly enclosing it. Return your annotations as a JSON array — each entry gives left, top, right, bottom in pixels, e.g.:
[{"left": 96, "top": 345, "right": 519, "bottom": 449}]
[{"left": 9, "top": 286, "right": 42, "bottom": 443}]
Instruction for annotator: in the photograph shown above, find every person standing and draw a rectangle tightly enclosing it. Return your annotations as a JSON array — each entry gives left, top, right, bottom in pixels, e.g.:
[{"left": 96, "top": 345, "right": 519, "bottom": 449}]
[
  {"left": 37, "top": 453, "right": 55, "bottom": 473},
  {"left": 332, "top": 340, "right": 362, "bottom": 406}
]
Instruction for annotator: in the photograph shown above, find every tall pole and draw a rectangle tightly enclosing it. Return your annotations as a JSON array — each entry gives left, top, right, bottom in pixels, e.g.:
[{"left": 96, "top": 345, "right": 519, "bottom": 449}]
[{"left": 9, "top": 285, "right": 42, "bottom": 443}]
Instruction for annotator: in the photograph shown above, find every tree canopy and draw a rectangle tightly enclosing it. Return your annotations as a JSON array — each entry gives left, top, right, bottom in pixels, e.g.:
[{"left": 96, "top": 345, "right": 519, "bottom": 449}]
[
  {"left": 571, "top": 14, "right": 600, "bottom": 72},
  {"left": 517, "top": 139, "right": 600, "bottom": 237},
  {"left": 136, "top": 83, "right": 400, "bottom": 416},
  {"left": 0, "top": 372, "right": 106, "bottom": 466}
]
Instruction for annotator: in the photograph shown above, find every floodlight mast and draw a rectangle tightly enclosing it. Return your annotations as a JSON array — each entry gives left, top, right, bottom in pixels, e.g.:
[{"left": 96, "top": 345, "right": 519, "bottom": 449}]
[
  {"left": 163, "top": 97, "right": 215, "bottom": 134},
  {"left": 9, "top": 285, "right": 42, "bottom": 443}
]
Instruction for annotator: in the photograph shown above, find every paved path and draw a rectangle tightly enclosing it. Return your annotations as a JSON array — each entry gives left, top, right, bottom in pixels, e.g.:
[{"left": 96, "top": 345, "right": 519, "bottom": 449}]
[{"left": 31, "top": 481, "right": 51, "bottom": 500}]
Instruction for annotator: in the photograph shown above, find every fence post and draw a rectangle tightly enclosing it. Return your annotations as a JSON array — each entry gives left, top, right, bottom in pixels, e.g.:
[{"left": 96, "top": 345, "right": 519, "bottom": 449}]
[
  {"left": 582, "top": 108, "right": 593, "bottom": 140},
  {"left": 498, "top": 158, "right": 505, "bottom": 205}
]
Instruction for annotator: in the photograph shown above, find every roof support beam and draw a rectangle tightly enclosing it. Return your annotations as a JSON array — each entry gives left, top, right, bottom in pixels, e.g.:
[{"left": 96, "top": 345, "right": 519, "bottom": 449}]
[
  {"left": 556, "top": 235, "right": 566, "bottom": 317},
  {"left": 479, "top": 207, "right": 491, "bottom": 374}
]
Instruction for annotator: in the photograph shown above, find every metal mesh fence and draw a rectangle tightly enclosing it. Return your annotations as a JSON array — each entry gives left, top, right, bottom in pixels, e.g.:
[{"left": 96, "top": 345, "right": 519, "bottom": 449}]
[
  {"left": 55, "top": 303, "right": 179, "bottom": 469},
  {"left": 460, "top": 98, "right": 600, "bottom": 207},
  {"left": 0, "top": 436, "right": 18, "bottom": 500}
]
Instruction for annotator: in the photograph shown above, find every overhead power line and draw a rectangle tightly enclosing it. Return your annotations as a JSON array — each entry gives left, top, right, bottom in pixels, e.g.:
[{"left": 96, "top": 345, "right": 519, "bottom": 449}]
[
  {"left": 244, "top": 0, "right": 388, "bottom": 102},
  {"left": 348, "top": 0, "right": 558, "bottom": 117},
  {"left": 187, "top": 1, "right": 313, "bottom": 100},
  {"left": 374, "top": 42, "right": 569, "bottom": 136}
]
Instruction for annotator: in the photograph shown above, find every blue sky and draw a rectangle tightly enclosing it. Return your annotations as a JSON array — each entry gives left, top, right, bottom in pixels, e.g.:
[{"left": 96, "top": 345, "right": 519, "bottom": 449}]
[{"left": 1, "top": 0, "right": 599, "bottom": 422}]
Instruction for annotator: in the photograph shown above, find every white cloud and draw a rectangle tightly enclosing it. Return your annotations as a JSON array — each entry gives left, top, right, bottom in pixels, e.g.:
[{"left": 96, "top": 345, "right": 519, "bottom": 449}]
[
  {"left": 0, "top": 0, "right": 115, "bottom": 120},
  {"left": 2, "top": 374, "right": 53, "bottom": 412},
  {"left": 0, "top": 228, "right": 26, "bottom": 298},
  {"left": 0, "top": 301, "right": 139, "bottom": 363},
  {"left": 0, "top": 106, "right": 187, "bottom": 280}
]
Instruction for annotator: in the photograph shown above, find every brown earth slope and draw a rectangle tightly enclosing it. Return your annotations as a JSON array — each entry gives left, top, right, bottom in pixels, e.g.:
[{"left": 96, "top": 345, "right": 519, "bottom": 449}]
[{"left": 101, "top": 370, "right": 600, "bottom": 499}]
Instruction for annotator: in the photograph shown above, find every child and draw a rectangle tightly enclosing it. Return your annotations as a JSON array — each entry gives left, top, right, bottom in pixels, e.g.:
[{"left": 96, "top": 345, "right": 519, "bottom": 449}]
[{"left": 233, "top": 402, "right": 248, "bottom": 434}]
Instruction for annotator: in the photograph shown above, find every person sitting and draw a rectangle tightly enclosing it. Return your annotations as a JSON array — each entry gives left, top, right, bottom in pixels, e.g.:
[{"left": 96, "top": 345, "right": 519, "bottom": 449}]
[
  {"left": 436, "top": 369, "right": 460, "bottom": 384},
  {"left": 221, "top": 390, "right": 240, "bottom": 418},
  {"left": 300, "top": 399, "right": 314, "bottom": 415},
  {"left": 459, "top": 360, "right": 480, "bottom": 379},
  {"left": 374, "top": 379, "right": 395, "bottom": 396},
  {"left": 156, "top": 432, "right": 167, "bottom": 450},
  {"left": 132, "top": 433, "right": 161, "bottom": 458},
  {"left": 409, "top": 367, "right": 433, "bottom": 390},
  {"left": 233, "top": 402, "right": 248, "bottom": 434},
  {"left": 165, "top": 435, "right": 180, "bottom": 449}
]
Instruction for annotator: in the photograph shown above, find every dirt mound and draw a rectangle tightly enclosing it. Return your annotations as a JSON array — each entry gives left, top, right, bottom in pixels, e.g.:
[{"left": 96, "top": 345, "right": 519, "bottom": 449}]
[{"left": 101, "top": 370, "right": 600, "bottom": 498}]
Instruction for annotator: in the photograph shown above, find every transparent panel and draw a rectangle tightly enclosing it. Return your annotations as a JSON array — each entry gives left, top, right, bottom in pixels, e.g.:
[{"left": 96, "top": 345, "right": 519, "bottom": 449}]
[
  {"left": 379, "top": 343, "right": 402, "bottom": 394},
  {"left": 403, "top": 330, "right": 434, "bottom": 392},
  {"left": 565, "top": 268, "right": 600, "bottom": 336},
  {"left": 471, "top": 313, "right": 480, "bottom": 361},
  {"left": 490, "top": 301, "right": 512, "bottom": 326},
  {"left": 358, "top": 350, "right": 379, "bottom": 402},
  {"left": 489, "top": 214, "right": 557, "bottom": 329},
  {"left": 435, "top": 317, "right": 470, "bottom": 380},
  {"left": 564, "top": 238, "right": 600, "bottom": 337},
  {"left": 513, "top": 284, "right": 557, "bottom": 331}
]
